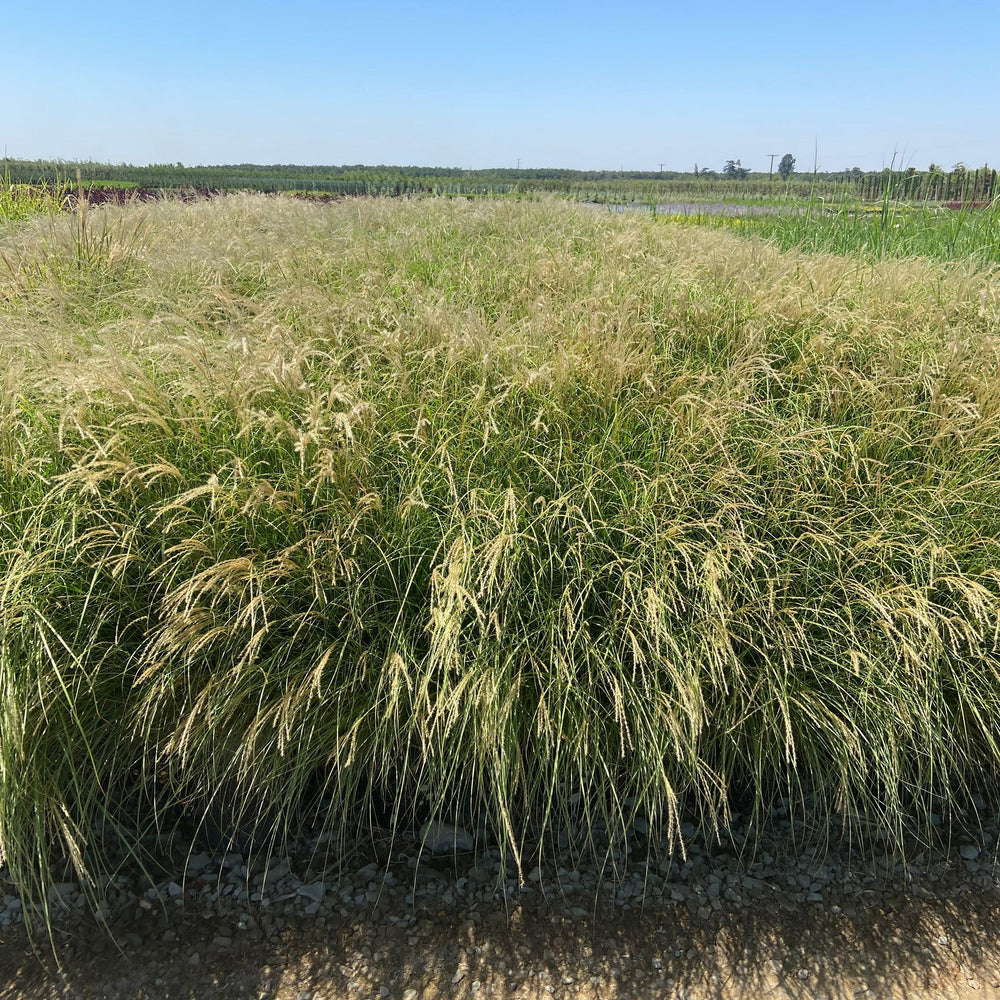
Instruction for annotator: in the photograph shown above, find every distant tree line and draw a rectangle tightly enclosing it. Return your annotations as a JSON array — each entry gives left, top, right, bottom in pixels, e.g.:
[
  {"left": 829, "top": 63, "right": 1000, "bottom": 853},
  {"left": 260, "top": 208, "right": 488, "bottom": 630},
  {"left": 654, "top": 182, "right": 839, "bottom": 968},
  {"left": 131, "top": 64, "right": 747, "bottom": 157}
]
[{"left": 1, "top": 158, "right": 994, "bottom": 204}]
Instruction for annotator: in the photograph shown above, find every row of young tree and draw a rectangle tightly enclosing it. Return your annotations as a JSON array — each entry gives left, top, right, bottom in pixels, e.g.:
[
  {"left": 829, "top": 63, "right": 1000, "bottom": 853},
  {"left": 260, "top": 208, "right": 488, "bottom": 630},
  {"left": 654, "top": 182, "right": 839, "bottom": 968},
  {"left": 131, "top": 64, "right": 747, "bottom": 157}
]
[
  {"left": 699, "top": 157, "right": 994, "bottom": 202},
  {"left": 1, "top": 157, "right": 994, "bottom": 204},
  {"left": 853, "top": 164, "right": 996, "bottom": 203}
]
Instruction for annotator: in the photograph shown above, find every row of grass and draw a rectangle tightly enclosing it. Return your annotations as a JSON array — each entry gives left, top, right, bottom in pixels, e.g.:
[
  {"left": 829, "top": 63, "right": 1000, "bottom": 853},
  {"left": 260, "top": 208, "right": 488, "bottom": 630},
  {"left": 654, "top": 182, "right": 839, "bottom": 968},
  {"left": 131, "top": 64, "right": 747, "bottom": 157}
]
[
  {"left": 7, "top": 167, "right": 997, "bottom": 269},
  {"left": 2, "top": 157, "right": 948, "bottom": 204},
  {"left": 1, "top": 196, "right": 1000, "bottom": 919},
  {"left": 667, "top": 191, "right": 1000, "bottom": 267}
]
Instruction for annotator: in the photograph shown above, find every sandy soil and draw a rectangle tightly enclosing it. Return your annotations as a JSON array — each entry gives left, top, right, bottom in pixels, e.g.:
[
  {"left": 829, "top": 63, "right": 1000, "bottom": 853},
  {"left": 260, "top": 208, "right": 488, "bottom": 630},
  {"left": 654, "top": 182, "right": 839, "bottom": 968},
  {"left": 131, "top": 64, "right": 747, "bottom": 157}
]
[{"left": 4, "top": 884, "right": 1000, "bottom": 1000}]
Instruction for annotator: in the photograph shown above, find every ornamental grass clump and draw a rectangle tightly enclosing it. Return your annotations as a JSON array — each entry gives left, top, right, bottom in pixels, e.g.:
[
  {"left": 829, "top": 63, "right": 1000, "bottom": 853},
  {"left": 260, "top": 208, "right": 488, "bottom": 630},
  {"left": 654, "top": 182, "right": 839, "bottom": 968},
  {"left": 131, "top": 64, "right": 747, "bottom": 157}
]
[{"left": 1, "top": 194, "right": 999, "bottom": 915}]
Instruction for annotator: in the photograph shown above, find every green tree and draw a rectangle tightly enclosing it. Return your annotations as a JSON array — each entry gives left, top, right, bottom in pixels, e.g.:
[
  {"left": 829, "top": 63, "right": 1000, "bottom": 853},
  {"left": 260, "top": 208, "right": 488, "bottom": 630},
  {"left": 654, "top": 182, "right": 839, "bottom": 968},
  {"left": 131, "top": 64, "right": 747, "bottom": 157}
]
[
  {"left": 778, "top": 153, "right": 795, "bottom": 180},
  {"left": 723, "top": 159, "right": 749, "bottom": 180}
]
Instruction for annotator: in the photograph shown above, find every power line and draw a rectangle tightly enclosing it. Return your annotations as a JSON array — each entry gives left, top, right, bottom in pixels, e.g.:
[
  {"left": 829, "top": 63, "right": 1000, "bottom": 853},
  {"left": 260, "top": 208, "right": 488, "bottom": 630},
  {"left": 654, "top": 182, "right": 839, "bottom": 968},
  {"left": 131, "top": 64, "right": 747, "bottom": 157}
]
[{"left": 766, "top": 153, "right": 779, "bottom": 179}]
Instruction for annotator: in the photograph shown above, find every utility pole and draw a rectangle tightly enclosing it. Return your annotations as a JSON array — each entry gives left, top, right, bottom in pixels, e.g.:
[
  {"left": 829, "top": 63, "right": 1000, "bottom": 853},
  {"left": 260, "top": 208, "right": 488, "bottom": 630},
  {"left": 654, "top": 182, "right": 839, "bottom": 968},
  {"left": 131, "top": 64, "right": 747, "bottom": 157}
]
[
  {"left": 516, "top": 157, "right": 520, "bottom": 171},
  {"left": 658, "top": 162, "right": 666, "bottom": 174},
  {"left": 766, "top": 153, "right": 779, "bottom": 179}
]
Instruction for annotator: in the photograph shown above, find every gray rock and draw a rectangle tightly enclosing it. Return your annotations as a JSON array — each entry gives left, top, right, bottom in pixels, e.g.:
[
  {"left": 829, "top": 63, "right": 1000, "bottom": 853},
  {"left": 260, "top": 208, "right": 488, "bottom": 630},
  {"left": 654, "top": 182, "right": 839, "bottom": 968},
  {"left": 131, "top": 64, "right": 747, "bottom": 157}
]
[
  {"left": 260, "top": 860, "right": 291, "bottom": 885},
  {"left": 420, "top": 821, "right": 475, "bottom": 854},
  {"left": 960, "top": 844, "right": 980, "bottom": 860},
  {"left": 47, "top": 883, "right": 77, "bottom": 905},
  {"left": 296, "top": 882, "right": 326, "bottom": 903},
  {"left": 186, "top": 853, "right": 211, "bottom": 874}
]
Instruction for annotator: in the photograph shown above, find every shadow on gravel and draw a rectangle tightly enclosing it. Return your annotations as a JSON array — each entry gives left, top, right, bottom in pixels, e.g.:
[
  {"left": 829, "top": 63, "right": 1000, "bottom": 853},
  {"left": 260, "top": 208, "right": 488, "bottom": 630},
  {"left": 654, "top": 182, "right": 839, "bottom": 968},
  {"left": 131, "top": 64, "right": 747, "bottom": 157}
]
[{"left": 3, "top": 887, "right": 1000, "bottom": 999}]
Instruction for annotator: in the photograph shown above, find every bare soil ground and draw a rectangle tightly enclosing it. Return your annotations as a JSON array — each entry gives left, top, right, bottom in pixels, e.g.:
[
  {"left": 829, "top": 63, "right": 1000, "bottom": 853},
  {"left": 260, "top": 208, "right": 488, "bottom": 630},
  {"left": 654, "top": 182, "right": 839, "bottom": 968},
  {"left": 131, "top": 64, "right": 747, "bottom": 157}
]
[{"left": 4, "top": 884, "right": 1000, "bottom": 1000}]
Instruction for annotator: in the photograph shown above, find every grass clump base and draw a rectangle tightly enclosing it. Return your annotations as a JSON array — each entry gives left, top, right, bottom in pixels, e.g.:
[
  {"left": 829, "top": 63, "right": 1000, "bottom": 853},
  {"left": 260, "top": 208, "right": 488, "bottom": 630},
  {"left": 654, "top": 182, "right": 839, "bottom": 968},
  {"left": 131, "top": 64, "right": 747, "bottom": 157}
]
[{"left": 1, "top": 195, "right": 1000, "bottom": 920}]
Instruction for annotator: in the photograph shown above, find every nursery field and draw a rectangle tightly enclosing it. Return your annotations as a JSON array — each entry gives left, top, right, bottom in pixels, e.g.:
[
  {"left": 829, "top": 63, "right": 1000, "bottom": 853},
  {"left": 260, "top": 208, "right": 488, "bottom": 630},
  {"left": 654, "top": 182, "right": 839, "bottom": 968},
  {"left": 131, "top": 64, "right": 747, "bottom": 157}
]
[
  {"left": 1, "top": 194, "right": 1000, "bottom": 918},
  {"left": 684, "top": 196, "right": 1000, "bottom": 267},
  {"left": 3, "top": 156, "right": 998, "bottom": 210}
]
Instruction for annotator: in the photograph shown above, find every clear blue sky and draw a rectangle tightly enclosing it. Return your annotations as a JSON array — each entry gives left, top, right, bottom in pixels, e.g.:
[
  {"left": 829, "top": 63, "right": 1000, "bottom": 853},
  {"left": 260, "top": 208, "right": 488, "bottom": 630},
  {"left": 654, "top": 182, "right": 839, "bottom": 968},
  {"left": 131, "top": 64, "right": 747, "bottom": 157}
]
[{"left": 3, "top": 0, "right": 995, "bottom": 173}]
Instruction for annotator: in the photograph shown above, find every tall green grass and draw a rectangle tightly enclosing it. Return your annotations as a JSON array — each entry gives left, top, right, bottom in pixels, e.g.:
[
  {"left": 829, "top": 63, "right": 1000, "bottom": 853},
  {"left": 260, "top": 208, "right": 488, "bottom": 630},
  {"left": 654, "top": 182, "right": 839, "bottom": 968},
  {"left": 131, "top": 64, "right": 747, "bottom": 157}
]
[
  {"left": 697, "top": 191, "right": 1000, "bottom": 267},
  {"left": 2, "top": 196, "right": 1000, "bottom": 917},
  {"left": 0, "top": 171, "right": 66, "bottom": 228}
]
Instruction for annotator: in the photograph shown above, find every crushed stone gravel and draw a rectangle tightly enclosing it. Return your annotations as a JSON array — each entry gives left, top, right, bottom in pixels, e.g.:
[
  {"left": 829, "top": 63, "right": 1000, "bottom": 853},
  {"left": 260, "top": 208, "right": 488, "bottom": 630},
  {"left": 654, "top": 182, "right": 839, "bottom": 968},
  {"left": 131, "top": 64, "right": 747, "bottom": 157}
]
[{"left": 4, "top": 800, "right": 1000, "bottom": 998}]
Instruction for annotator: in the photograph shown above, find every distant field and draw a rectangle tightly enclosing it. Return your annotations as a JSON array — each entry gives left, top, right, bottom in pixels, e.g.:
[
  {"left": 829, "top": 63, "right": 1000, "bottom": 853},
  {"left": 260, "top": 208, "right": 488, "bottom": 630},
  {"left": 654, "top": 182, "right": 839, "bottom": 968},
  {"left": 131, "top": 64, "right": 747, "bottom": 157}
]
[
  {"left": 660, "top": 197, "right": 1000, "bottom": 267},
  {"left": 1, "top": 195, "right": 1000, "bottom": 919},
  {"left": 3, "top": 157, "right": 997, "bottom": 206}
]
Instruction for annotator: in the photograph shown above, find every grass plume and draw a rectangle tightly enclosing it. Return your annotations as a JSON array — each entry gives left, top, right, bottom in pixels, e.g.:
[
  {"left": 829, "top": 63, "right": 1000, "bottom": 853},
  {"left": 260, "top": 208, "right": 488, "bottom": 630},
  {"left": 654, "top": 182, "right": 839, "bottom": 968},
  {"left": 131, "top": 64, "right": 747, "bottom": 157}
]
[{"left": 1, "top": 195, "right": 1000, "bottom": 916}]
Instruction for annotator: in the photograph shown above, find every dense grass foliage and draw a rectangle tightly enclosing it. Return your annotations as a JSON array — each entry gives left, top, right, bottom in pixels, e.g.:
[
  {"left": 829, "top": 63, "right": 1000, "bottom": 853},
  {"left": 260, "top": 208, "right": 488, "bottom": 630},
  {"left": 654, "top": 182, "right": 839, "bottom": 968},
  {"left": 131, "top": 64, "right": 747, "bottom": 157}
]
[
  {"left": 2, "top": 196, "right": 1000, "bottom": 910},
  {"left": 695, "top": 196, "right": 1000, "bottom": 267},
  {"left": 0, "top": 173, "right": 66, "bottom": 227}
]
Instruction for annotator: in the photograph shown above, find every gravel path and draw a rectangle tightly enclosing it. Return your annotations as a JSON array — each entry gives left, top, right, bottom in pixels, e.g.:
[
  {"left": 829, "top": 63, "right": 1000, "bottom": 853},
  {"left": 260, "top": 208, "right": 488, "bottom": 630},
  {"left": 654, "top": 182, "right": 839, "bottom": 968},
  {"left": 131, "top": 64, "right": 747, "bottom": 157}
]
[{"left": 5, "top": 804, "right": 1000, "bottom": 998}]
